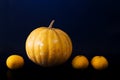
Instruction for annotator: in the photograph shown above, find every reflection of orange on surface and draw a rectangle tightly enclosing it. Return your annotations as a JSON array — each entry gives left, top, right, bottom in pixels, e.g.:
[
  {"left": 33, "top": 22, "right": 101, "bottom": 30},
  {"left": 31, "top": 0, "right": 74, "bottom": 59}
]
[
  {"left": 91, "top": 56, "right": 109, "bottom": 70},
  {"left": 72, "top": 55, "right": 89, "bottom": 69},
  {"left": 6, "top": 70, "right": 13, "bottom": 80},
  {"left": 6, "top": 55, "right": 24, "bottom": 70}
]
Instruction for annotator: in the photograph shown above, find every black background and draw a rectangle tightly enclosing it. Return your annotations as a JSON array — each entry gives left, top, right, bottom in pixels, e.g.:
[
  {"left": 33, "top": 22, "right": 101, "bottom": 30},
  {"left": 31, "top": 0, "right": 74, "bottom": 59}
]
[{"left": 0, "top": 0, "right": 120, "bottom": 80}]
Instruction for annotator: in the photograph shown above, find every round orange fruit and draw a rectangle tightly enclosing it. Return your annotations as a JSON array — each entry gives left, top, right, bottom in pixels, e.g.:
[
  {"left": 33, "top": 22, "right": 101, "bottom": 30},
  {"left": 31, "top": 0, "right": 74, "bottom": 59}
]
[
  {"left": 72, "top": 55, "right": 89, "bottom": 69},
  {"left": 91, "top": 56, "right": 108, "bottom": 70},
  {"left": 6, "top": 55, "right": 24, "bottom": 70}
]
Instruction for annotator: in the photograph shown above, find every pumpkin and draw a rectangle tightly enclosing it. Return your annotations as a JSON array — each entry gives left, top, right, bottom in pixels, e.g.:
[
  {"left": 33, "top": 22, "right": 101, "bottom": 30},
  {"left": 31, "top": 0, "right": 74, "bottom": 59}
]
[{"left": 25, "top": 20, "right": 72, "bottom": 67}]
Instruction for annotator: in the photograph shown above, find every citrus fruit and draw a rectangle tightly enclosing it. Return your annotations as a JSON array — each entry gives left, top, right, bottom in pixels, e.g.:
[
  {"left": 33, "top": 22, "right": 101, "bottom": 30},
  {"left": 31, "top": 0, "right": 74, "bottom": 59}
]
[
  {"left": 6, "top": 55, "right": 24, "bottom": 70},
  {"left": 91, "top": 56, "right": 108, "bottom": 70},
  {"left": 72, "top": 55, "right": 89, "bottom": 69}
]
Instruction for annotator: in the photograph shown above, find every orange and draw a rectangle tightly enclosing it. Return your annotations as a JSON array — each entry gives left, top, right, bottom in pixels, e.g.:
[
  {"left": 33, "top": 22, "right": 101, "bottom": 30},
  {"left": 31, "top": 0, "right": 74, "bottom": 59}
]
[
  {"left": 72, "top": 55, "right": 89, "bottom": 69},
  {"left": 6, "top": 55, "right": 24, "bottom": 70},
  {"left": 91, "top": 56, "right": 108, "bottom": 70}
]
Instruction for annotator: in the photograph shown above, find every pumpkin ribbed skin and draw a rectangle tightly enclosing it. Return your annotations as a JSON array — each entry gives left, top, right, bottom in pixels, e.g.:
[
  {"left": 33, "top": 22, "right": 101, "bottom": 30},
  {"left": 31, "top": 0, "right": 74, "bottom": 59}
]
[{"left": 25, "top": 26, "right": 72, "bottom": 67}]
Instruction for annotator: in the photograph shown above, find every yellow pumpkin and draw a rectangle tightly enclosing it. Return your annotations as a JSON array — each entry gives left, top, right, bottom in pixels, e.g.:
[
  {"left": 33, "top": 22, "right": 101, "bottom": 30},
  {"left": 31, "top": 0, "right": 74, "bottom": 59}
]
[{"left": 25, "top": 20, "right": 72, "bottom": 67}]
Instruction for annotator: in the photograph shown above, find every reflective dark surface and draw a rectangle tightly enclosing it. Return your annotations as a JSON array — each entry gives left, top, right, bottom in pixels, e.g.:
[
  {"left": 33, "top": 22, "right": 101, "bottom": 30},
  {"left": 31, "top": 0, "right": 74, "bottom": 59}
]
[{"left": 0, "top": 52, "right": 120, "bottom": 80}]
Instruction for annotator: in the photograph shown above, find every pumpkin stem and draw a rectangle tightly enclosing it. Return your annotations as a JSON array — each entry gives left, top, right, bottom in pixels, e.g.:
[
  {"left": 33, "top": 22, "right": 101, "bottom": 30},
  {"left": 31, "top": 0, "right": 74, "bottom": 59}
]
[{"left": 48, "top": 20, "right": 55, "bottom": 28}]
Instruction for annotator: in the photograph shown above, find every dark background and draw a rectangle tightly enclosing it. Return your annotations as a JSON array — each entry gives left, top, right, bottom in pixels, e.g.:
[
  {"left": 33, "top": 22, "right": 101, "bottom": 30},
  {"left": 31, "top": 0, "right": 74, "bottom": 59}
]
[{"left": 0, "top": 0, "right": 120, "bottom": 80}]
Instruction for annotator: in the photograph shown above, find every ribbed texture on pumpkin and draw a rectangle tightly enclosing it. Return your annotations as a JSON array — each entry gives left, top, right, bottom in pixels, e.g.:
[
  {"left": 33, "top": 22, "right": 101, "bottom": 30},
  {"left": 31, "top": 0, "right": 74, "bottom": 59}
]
[{"left": 25, "top": 27, "right": 72, "bottom": 67}]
